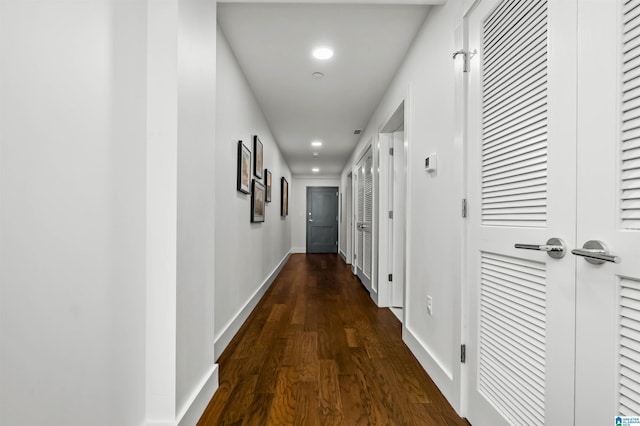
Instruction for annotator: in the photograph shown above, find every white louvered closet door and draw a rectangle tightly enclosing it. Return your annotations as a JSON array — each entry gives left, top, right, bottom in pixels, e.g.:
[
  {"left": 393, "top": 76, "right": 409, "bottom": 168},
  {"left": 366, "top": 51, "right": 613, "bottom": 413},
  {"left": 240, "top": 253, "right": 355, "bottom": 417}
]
[
  {"left": 355, "top": 147, "right": 373, "bottom": 291},
  {"left": 466, "top": 0, "right": 577, "bottom": 424},
  {"left": 574, "top": 1, "right": 640, "bottom": 424}
]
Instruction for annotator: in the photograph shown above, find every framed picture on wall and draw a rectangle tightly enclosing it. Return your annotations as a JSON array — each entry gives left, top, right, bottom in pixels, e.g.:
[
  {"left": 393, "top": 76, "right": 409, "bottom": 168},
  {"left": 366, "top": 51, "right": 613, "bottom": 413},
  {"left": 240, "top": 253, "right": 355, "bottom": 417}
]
[
  {"left": 253, "top": 135, "right": 263, "bottom": 178},
  {"left": 281, "top": 177, "right": 288, "bottom": 217},
  {"left": 237, "top": 141, "right": 251, "bottom": 194},
  {"left": 265, "top": 169, "right": 272, "bottom": 202},
  {"left": 251, "top": 179, "right": 266, "bottom": 223}
]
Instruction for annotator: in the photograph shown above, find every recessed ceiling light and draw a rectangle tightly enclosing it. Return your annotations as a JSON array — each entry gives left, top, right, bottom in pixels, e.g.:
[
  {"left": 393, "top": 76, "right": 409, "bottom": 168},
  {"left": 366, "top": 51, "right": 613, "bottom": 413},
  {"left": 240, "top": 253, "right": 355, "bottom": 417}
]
[
  {"left": 312, "top": 72, "right": 324, "bottom": 79},
  {"left": 311, "top": 141, "right": 323, "bottom": 147},
  {"left": 312, "top": 47, "right": 334, "bottom": 60},
  {"left": 312, "top": 168, "right": 320, "bottom": 173}
]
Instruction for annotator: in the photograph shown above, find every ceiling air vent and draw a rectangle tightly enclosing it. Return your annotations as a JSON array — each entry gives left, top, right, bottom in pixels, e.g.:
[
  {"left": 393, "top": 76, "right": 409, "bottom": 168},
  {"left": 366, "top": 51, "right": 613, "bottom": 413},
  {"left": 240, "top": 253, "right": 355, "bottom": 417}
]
[{"left": 354, "top": 129, "right": 362, "bottom": 135}]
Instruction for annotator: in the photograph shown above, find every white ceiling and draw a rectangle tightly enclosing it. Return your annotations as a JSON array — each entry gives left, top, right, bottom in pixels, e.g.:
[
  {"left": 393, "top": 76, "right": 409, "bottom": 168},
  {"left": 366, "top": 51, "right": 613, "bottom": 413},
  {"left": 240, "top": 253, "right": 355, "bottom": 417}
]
[{"left": 217, "top": 2, "right": 432, "bottom": 176}]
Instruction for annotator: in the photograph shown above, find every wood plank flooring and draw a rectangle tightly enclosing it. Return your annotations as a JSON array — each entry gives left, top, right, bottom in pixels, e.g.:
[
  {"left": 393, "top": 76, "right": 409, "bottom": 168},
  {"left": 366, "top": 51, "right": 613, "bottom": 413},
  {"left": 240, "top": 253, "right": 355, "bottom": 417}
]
[{"left": 198, "top": 254, "right": 468, "bottom": 425}]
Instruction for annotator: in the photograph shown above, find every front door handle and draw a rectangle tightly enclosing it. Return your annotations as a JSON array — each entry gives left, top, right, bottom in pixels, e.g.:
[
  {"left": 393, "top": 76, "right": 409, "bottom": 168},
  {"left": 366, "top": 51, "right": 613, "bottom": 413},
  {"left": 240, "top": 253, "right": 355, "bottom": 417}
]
[
  {"left": 515, "top": 238, "right": 566, "bottom": 259},
  {"left": 571, "top": 240, "right": 621, "bottom": 264}
]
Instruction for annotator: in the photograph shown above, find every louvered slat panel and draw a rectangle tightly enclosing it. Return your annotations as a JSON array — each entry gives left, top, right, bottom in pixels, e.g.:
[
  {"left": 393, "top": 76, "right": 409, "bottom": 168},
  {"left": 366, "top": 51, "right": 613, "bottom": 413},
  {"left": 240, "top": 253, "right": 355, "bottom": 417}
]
[
  {"left": 624, "top": 0, "right": 640, "bottom": 17},
  {"left": 623, "top": 1, "right": 640, "bottom": 229},
  {"left": 364, "top": 153, "right": 373, "bottom": 223},
  {"left": 479, "top": 252, "right": 546, "bottom": 426},
  {"left": 364, "top": 232, "right": 371, "bottom": 276},
  {"left": 484, "top": 59, "right": 546, "bottom": 117},
  {"left": 484, "top": 137, "right": 546, "bottom": 167},
  {"left": 483, "top": 177, "right": 546, "bottom": 194},
  {"left": 482, "top": 0, "right": 548, "bottom": 228},
  {"left": 357, "top": 166, "right": 364, "bottom": 222},
  {"left": 363, "top": 151, "right": 373, "bottom": 277},
  {"left": 484, "top": 316, "right": 544, "bottom": 372},
  {"left": 620, "top": 277, "right": 640, "bottom": 416}
]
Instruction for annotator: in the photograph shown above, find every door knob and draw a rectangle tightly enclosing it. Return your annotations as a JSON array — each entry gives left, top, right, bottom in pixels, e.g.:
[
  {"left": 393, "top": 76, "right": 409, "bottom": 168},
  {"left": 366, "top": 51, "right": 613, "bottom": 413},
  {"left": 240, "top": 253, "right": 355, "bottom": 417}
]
[
  {"left": 515, "top": 237, "right": 566, "bottom": 259},
  {"left": 571, "top": 240, "right": 621, "bottom": 264},
  {"left": 309, "top": 219, "right": 313, "bottom": 222}
]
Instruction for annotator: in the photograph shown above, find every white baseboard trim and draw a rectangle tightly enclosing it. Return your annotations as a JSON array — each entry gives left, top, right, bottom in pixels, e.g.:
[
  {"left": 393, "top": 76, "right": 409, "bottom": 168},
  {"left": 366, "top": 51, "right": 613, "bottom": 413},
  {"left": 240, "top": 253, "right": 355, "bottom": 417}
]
[
  {"left": 403, "top": 325, "right": 459, "bottom": 413},
  {"left": 214, "top": 251, "right": 291, "bottom": 358},
  {"left": 144, "top": 365, "right": 218, "bottom": 426},
  {"left": 339, "top": 250, "right": 347, "bottom": 262},
  {"left": 291, "top": 247, "right": 306, "bottom": 253},
  {"left": 177, "top": 364, "right": 219, "bottom": 426}
]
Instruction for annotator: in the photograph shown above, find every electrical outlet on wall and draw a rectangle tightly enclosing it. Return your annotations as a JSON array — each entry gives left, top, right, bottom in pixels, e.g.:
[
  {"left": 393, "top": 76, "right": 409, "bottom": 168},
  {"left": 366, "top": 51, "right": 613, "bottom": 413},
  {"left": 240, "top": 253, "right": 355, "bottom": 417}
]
[{"left": 427, "top": 295, "right": 433, "bottom": 316}]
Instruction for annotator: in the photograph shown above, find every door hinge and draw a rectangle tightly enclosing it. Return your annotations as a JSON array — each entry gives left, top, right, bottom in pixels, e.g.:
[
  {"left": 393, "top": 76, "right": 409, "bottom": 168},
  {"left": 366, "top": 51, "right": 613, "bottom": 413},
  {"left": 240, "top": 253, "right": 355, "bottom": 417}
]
[
  {"left": 336, "top": 192, "right": 339, "bottom": 196},
  {"left": 462, "top": 199, "right": 467, "bottom": 218},
  {"left": 389, "top": 147, "right": 394, "bottom": 156},
  {"left": 388, "top": 211, "right": 393, "bottom": 219},
  {"left": 460, "top": 344, "right": 466, "bottom": 363},
  {"left": 388, "top": 273, "right": 393, "bottom": 282}
]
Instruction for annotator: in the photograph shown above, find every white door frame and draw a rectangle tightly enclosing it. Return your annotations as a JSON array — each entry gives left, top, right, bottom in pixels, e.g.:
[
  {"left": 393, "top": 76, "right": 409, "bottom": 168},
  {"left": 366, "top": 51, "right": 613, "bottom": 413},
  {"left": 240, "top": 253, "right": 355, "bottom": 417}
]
[{"left": 377, "top": 100, "right": 409, "bottom": 312}]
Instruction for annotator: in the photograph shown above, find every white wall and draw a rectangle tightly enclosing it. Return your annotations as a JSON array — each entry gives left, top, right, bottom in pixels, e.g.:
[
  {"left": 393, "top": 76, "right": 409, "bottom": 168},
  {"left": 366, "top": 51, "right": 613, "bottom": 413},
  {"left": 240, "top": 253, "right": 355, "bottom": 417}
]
[
  {"left": 215, "top": 27, "right": 292, "bottom": 357},
  {"left": 0, "top": 1, "right": 147, "bottom": 424},
  {"left": 176, "top": 0, "right": 218, "bottom": 421},
  {"left": 1, "top": 1, "right": 221, "bottom": 424},
  {"left": 339, "top": 0, "right": 467, "bottom": 412},
  {"left": 291, "top": 177, "right": 341, "bottom": 253}
]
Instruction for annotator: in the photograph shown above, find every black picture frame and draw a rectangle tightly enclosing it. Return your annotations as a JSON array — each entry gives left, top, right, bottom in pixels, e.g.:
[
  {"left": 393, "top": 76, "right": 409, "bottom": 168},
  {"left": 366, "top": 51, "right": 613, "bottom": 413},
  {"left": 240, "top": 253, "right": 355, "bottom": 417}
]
[
  {"left": 251, "top": 179, "right": 266, "bottom": 223},
  {"left": 253, "top": 135, "right": 263, "bottom": 178},
  {"left": 237, "top": 141, "right": 251, "bottom": 194},
  {"left": 265, "top": 169, "right": 272, "bottom": 203},
  {"left": 281, "top": 177, "right": 288, "bottom": 217}
]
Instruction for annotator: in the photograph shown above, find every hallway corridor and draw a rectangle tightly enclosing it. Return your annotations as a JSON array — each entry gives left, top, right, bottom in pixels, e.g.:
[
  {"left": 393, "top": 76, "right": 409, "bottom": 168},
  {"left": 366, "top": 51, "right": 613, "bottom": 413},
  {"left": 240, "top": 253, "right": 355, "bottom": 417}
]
[{"left": 198, "top": 254, "right": 467, "bottom": 425}]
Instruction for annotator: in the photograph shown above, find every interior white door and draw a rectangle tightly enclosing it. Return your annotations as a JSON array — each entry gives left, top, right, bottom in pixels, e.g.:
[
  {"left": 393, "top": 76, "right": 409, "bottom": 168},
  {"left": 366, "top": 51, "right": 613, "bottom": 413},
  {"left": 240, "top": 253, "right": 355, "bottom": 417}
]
[
  {"left": 354, "top": 163, "right": 363, "bottom": 276},
  {"left": 391, "top": 131, "right": 405, "bottom": 308},
  {"left": 466, "top": 0, "right": 577, "bottom": 424},
  {"left": 355, "top": 147, "right": 373, "bottom": 290},
  {"left": 575, "top": 1, "right": 640, "bottom": 423}
]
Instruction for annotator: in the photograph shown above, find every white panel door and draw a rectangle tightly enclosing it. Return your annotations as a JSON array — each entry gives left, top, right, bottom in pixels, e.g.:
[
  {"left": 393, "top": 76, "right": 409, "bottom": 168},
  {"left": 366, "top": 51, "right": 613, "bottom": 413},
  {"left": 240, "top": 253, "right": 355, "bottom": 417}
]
[
  {"left": 574, "top": 1, "right": 640, "bottom": 423},
  {"left": 391, "top": 131, "right": 405, "bottom": 308},
  {"left": 466, "top": 0, "right": 577, "bottom": 424}
]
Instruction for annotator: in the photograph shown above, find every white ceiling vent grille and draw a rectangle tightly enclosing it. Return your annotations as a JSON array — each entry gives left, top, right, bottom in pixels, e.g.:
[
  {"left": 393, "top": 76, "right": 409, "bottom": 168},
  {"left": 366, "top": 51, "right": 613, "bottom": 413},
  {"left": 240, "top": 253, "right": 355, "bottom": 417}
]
[
  {"left": 622, "top": 0, "right": 640, "bottom": 230},
  {"left": 481, "top": 0, "right": 548, "bottom": 228},
  {"left": 619, "top": 277, "right": 640, "bottom": 416},
  {"left": 479, "top": 251, "right": 547, "bottom": 425}
]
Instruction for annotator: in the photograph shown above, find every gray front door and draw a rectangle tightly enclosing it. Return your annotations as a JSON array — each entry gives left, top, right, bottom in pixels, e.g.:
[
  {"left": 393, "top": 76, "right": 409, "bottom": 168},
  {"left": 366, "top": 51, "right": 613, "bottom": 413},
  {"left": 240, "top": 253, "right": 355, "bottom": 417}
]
[{"left": 306, "top": 187, "right": 338, "bottom": 253}]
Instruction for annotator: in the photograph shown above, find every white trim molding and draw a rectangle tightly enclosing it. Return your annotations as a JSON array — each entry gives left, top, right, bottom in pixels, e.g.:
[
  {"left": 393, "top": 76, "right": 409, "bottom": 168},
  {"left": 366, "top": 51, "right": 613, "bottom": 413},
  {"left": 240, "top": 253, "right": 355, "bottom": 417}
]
[
  {"left": 177, "top": 365, "right": 219, "bottom": 426},
  {"left": 404, "top": 325, "right": 460, "bottom": 414},
  {"left": 214, "top": 251, "right": 291, "bottom": 357}
]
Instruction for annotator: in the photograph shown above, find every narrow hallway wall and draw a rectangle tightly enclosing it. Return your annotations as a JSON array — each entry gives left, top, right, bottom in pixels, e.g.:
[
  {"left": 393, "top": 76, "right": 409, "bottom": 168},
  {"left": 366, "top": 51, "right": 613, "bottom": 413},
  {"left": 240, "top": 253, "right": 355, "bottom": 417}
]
[
  {"left": 0, "top": 1, "right": 147, "bottom": 424},
  {"left": 215, "top": 26, "right": 293, "bottom": 358},
  {"left": 176, "top": 0, "right": 218, "bottom": 420}
]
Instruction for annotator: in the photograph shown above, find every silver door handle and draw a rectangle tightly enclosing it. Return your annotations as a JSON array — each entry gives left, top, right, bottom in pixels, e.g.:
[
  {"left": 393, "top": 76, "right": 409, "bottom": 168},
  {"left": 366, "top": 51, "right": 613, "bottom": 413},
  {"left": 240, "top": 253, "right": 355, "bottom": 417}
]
[
  {"left": 515, "top": 238, "right": 566, "bottom": 259},
  {"left": 309, "top": 219, "right": 313, "bottom": 222},
  {"left": 361, "top": 224, "right": 368, "bottom": 229},
  {"left": 571, "top": 240, "right": 621, "bottom": 264}
]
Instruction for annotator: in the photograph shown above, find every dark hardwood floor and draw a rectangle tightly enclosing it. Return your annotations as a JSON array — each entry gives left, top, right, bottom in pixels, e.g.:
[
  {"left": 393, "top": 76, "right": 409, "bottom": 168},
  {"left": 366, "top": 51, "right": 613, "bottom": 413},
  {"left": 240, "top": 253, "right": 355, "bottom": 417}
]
[{"left": 198, "top": 253, "right": 467, "bottom": 425}]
